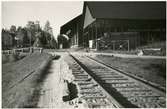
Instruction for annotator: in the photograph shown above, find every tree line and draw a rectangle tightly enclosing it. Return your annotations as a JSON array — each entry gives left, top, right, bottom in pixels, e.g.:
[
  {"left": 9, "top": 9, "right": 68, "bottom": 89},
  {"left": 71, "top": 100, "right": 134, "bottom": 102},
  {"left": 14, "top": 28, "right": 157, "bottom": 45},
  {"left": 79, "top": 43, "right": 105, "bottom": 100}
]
[{"left": 2, "top": 21, "right": 57, "bottom": 50}]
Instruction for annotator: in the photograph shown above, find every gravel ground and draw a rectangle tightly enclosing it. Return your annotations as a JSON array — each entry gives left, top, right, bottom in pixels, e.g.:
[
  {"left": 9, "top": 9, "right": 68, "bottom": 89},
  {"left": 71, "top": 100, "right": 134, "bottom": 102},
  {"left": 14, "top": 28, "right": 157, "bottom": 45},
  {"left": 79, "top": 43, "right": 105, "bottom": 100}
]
[
  {"left": 37, "top": 53, "right": 82, "bottom": 108},
  {"left": 93, "top": 55, "right": 166, "bottom": 89},
  {"left": 37, "top": 58, "right": 74, "bottom": 108}
]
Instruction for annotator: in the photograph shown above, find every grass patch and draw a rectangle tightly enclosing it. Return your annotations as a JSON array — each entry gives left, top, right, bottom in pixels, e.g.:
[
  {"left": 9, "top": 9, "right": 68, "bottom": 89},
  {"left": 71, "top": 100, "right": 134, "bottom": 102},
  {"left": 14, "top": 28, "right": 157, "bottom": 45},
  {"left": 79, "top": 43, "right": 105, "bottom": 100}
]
[
  {"left": 95, "top": 55, "right": 166, "bottom": 88},
  {"left": 2, "top": 53, "right": 54, "bottom": 108},
  {"left": 2, "top": 53, "right": 27, "bottom": 64}
]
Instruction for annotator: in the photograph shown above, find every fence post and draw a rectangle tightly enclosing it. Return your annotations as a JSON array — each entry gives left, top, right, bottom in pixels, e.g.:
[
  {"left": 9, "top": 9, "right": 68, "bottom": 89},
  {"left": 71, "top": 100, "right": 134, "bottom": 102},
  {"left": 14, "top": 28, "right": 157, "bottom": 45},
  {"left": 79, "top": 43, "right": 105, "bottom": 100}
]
[
  {"left": 13, "top": 49, "right": 16, "bottom": 54},
  {"left": 40, "top": 48, "right": 43, "bottom": 54},
  {"left": 128, "top": 40, "right": 129, "bottom": 51},
  {"left": 113, "top": 41, "right": 115, "bottom": 51},
  {"left": 30, "top": 47, "right": 34, "bottom": 53}
]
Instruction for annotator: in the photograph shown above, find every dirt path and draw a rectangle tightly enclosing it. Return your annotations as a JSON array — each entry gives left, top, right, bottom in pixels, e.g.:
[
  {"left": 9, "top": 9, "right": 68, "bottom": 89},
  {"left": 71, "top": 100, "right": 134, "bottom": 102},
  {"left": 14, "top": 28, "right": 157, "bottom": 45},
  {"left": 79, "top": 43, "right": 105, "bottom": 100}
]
[{"left": 37, "top": 57, "right": 73, "bottom": 108}]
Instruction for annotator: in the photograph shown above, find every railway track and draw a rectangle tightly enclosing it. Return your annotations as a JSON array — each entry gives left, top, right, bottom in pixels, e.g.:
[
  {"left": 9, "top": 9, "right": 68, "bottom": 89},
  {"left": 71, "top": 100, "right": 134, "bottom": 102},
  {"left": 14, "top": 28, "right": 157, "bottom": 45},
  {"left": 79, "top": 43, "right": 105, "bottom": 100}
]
[
  {"left": 67, "top": 53, "right": 166, "bottom": 108},
  {"left": 66, "top": 55, "right": 123, "bottom": 108}
]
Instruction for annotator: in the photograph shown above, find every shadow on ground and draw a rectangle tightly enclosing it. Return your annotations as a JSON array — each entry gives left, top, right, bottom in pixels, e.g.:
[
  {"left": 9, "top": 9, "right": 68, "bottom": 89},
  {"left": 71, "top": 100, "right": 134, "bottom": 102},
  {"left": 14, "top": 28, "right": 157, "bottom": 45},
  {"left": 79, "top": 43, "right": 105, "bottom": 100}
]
[
  {"left": 22, "top": 55, "right": 61, "bottom": 108},
  {"left": 62, "top": 81, "right": 78, "bottom": 102}
]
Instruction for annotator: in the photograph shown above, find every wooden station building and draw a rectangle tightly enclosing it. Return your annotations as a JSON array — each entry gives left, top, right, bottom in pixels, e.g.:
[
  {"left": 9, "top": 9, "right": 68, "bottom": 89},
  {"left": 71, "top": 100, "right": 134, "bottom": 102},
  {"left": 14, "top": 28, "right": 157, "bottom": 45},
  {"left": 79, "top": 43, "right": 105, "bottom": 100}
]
[
  {"left": 60, "top": 2, "right": 166, "bottom": 50},
  {"left": 60, "top": 15, "right": 82, "bottom": 48}
]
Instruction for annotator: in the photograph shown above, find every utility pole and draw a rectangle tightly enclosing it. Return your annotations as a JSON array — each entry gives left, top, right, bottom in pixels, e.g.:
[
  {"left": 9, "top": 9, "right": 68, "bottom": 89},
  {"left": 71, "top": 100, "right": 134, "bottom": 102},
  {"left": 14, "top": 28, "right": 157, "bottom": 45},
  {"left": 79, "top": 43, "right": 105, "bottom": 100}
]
[
  {"left": 30, "top": 34, "right": 31, "bottom": 47},
  {"left": 29, "top": 31, "right": 32, "bottom": 47},
  {"left": 95, "top": 22, "right": 98, "bottom": 50},
  {"left": 127, "top": 40, "right": 129, "bottom": 51}
]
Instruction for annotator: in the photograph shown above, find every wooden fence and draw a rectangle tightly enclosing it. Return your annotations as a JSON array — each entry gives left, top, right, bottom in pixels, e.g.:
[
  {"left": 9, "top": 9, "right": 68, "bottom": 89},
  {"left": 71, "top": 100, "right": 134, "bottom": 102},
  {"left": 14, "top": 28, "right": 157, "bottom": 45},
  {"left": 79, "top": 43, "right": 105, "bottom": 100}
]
[{"left": 2, "top": 47, "right": 43, "bottom": 54}]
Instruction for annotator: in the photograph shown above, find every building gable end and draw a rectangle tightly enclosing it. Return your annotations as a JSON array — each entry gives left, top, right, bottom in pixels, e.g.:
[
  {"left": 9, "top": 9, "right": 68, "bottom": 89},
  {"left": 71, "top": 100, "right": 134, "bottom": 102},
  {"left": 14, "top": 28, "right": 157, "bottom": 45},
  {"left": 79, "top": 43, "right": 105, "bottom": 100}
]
[{"left": 83, "top": 5, "right": 96, "bottom": 29}]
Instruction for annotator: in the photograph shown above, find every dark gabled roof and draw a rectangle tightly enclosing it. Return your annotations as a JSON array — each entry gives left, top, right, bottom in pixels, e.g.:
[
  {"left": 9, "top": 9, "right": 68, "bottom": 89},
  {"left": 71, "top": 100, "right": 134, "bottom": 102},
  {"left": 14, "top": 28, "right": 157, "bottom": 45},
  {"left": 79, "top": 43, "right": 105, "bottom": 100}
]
[
  {"left": 86, "top": 2, "right": 166, "bottom": 19},
  {"left": 60, "top": 14, "right": 82, "bottom": 34}
]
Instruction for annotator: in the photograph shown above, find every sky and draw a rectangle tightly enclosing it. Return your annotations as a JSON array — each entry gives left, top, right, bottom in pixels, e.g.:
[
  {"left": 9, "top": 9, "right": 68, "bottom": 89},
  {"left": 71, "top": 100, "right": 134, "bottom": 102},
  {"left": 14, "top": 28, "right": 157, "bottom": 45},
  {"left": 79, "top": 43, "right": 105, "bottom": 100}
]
[{"left": 2, "top": 1, "right": 83, "bottom": 39}]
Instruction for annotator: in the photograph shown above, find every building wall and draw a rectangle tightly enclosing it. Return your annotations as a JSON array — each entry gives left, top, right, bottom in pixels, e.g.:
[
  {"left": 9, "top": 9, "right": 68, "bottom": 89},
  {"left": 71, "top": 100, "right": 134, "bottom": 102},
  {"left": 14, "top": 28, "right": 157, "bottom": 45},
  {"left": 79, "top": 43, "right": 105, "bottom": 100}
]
[{"left": 83, "top": 19, "right": 165, "bottom": 50}]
